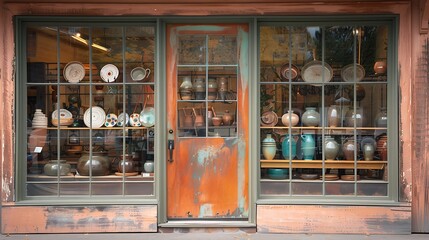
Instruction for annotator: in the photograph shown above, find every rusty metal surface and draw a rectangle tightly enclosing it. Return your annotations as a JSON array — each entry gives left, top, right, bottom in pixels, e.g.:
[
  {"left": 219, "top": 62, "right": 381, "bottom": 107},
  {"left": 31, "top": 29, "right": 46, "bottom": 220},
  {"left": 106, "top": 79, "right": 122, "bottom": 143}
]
[
  {"left": 257, "top": 205, "right": 411, "bottom": 234},
  {"left": 166, "top": 24, "right": 249, "bottom": 219},
  {"left": 1, "top": 205, "right": 158, "bottom": 233}
]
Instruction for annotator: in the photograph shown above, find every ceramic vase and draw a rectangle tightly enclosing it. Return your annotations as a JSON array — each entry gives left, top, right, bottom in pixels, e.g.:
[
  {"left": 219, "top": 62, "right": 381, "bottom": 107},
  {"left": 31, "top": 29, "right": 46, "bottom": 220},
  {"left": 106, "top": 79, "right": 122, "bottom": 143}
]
[
  {"left": 281, "top": 110, "right": 299, "bottom": 127},
  {"left": 222, "top": 110, "right": 233, "bottom": 126},
  {"left": 375, "top": 107, "right": 388, "bottom": 128},
  {"left": 262, "top": 134, "right": 277, "bottom": 160},
  {"left": 324, "top": 137, "right": 339, "bottom": 160},
  {"left": 327, "top": 105, "right": 340, "bottom": 127},
  {"left": 117, "top": 154, "right": 135, "bottom": 173},
  {"left": 345, "top": 107, "right": 364, "bottom": 127},
  {"left": 376, "top": 134, "right": 388, "bottom": 161},
  {"left": 144, "top": 160, "right": 154, "bottom": 173},
  {"left": 301, "top": 134, "right": 315, "bottom": 160},
  {"left": 282, "top": 135, "right": 297, "bottom": 160},
  {"left": 77, "top": 151, "right": 110, "bottom": 176},
  {"left": 207, "top": 78, "right": 218, "bottom": 100},
  {"left": 363, "top": 143, "right": 375, "bottom": 161},
  {"left": 218, "top": 77, "right": 228, "bottom": 100},
  {"left": 342, "top": 138, "right": 358, "bottom": 160},
  {"left": 179, "top": 76, "right": 193, "bottom": 100},
  {"left": 193, "top": 78, "right": 205, "bottom": 100},
  {"left": 44, "top": 160, "right": 71, "bottom": 176},
  {"left": 302, "top": 107, "right": 320, "bottom": 127},
  {"left": 374, "top": 61, "right": 387, "bottom": 74}
]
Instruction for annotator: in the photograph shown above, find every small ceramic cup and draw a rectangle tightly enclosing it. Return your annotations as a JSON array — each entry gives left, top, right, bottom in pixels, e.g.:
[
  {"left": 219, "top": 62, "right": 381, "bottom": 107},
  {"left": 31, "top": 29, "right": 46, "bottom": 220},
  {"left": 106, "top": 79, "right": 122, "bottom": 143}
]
[{"left": 131, "top": 67, "right": 151, "bottom": 81}]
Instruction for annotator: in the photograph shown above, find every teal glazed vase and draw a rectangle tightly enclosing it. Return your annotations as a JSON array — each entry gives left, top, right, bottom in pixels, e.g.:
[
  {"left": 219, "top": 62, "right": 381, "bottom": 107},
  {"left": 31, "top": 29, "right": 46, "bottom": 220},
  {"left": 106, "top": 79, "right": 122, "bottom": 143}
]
[
  {"left": 282, "top": 135, "right": 297, "bottom": 160},
  {"left": 301, "top": 134, "right": 316, "bottom": 160}
]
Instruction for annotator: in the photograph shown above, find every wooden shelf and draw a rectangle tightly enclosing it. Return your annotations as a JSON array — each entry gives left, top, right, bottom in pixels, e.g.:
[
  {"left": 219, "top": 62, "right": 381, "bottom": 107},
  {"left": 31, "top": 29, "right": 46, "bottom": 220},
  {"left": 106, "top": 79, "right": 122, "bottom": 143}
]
[
  {"left": 260, "top": 160, "right": 387, "bottom": 170},
  {"left": 46, "top": 126, "right": 151, "bottom": 130}
]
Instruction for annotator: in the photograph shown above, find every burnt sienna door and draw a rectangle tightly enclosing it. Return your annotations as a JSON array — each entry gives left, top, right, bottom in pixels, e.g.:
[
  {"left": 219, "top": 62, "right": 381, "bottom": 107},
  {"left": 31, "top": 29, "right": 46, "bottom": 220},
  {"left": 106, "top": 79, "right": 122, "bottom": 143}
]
[{"left": 166, "top": 24, "right": 249, "bottom": 219}]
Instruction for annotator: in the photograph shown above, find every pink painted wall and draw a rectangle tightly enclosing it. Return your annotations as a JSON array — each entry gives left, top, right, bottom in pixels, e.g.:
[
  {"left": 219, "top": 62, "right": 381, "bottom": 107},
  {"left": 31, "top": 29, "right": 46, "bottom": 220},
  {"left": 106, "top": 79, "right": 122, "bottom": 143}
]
[{"left": 0, "top": 0, "right": 426, "bottom": 233}]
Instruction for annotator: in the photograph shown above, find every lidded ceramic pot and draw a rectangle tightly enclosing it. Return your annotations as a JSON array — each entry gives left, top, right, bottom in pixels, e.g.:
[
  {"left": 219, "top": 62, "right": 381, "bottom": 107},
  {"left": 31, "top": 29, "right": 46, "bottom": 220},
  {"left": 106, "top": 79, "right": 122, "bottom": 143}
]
[
  {"left": 44, "top": 160, "right": 71, "bottom": 176},
  {"left": 281, "top": 110, "right": 299, "bottom": 127},
  {"left": 302, "top": 107, "right": 320, "bottom": 127}
]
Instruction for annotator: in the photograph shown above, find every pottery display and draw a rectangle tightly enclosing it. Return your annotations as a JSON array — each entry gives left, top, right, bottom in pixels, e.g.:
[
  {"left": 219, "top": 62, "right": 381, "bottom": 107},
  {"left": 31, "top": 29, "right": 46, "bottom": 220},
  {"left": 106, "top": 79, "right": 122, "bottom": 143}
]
[
  {"left": 77, "top": 151, "right": 110, "bottom": 176},
  {"left": 327, "top": 105, "right": 340, "bottom": 127},
  {"left": 302, "top": 107, "right": 320, "bottom": 127},
  {"left": 44, "top": 160, "right": 71, "bottom": 176},
  {"left": 117, "top": 154, "right": 136, "bottom": 173},
  {"left": 179, "top": 76, "right": 193, "bottom": 100},
  {"left": 262, "top": 134, "right": 277, "bottom": 160},
  {"left": 324, "top": 137, "right": 339, "bottom": 160},
  {"left": 144, "top": 160, "right": 154, "bottom": 173},
  {"left": 281, "top": 110, "right": 299, "bottom": 127},
  {"left": 342, "top": 138, "right": 359, "bottom": 160},
  {"left": 345, "top": 107, "right": 364, "bottom": 127},
  {"left": 301, "top": 134, "right": 315, "bottom": 160},
  {"left": 281, "top": 135, "right": 296, "bottom": 160}
]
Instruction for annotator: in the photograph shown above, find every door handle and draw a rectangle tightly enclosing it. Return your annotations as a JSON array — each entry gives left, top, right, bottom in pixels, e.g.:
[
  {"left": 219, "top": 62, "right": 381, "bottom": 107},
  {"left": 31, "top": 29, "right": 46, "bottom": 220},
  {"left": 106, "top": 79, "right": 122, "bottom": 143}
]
[{"left": 168, "top": 140, "right": 174, "bottom": 162}]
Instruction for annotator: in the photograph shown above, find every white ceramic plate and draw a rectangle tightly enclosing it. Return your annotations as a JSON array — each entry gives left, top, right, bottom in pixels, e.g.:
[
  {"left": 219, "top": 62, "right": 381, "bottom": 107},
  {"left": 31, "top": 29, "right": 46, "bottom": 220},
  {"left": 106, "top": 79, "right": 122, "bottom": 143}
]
[
  {"left": 52, "top": 109, "right": 73, "bottom": 119},
  {"left": 100, "top": 64, "right": 119, "bottom": 83},
  {"left": 140, "top": 107, "right": 155, "bottom": 127},
  {"left": 63, "top": 61, "right": 85, "bottom": 83},
  {"left": 83, "top": 106, "right": 106, "bottom": 128},
  {"left": 117, "top": 113, "right": 129, "bottom": 127},
  {"left": 130, "top": 113, "right": 142, "bottom": 127},
  {"left": 104, "top": 113, "right": 118, "bottom": 127},
  {"left": 301, "top": 61, "right": 333, "bottom": 83}
]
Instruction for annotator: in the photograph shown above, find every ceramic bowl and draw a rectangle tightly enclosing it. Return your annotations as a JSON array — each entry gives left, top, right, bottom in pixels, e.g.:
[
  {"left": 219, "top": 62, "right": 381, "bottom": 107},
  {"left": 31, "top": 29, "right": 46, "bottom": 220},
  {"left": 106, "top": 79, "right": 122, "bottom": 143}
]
[
  {"left": 267, "top": 168, "right": 289, "bottom": 179},
  {"left": 212, "top": 116, "right": 222, "bottom": 126}
]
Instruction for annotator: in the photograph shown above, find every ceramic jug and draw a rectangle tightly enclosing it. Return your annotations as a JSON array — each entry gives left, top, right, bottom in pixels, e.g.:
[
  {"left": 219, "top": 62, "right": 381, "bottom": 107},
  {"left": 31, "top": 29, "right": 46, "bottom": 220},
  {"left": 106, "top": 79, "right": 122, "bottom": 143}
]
[
  {"left": 302, "top": 107, "right": 320, "bottom": 127},
  {"left": 301, "top": 134, "right": 315, "bottom": 160},
  {"left": 281, "top": 135, "right": 297, "bottom": 160}
]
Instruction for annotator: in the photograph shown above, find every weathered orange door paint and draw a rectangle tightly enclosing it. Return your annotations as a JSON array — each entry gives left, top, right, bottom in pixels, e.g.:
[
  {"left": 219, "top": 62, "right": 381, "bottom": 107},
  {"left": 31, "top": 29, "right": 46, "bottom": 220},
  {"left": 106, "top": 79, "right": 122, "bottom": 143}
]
[{"left": 166, "top": 24, "right": 249, "bottom": 219}]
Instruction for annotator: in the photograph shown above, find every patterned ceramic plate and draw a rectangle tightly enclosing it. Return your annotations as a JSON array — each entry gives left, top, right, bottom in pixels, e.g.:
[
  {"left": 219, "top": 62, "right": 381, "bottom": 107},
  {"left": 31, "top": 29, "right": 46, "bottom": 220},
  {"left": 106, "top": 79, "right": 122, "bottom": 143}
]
[
  {"left": 52, "top": 109, "right": 73, "bottom": 119},
  {"left": 260, "top": 111, "right": 278, "bottom": 126},
  {"left": 63, "top": 61, "right": 85, "bottom": 83},
  {"left": 130, "top": 113, "right": 142, "bottom": 127},
  {"left": 83, "top": 106, "right": 106, "bottom": 128},
  {"left": 104, "top": 113, "right": 118, "bottom": 127},
  {"left": 100, "top": 64, "right": 119, "bottom": 83},
  {"left": 117, "top": 113, "right": 129, "bottom": 127},
  {"left": 140, "top": 107, "right": 155, "bottom": 127}
]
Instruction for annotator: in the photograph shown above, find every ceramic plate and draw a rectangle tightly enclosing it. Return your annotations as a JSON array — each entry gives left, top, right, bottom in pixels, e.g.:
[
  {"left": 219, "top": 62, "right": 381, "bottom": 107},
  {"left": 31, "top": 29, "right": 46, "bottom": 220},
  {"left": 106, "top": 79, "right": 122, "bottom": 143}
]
[
  {"left": 63, "top": 61, "right": 85, "bottom": 83},
  {"left": 341, "top": 63, "right": 365, "bottom": 82},
  {"left": 104, "top": 113, "right": 118, "bottom": 127},
  {"left": 83, "top": 106, "right": 106, "bottom": 128},
  {"left": 117, "top": 113, "right": 129, "bottom": 127},
  {"left": 279, "top": 63, "right": 299, "bottom": 81},
  {"left": 140, "top": 107, "right": 155, "bottom": 127},
  {"left": 301, "top": 60, "right": 333, "bottom": 83},
  {"left": 130, "top": 113, "right": 142, "bottom": 127},
  {"left": 100, "top": 64, "right": 119, "bottom": 83},
  {"left": 260, "top": 111, "right": 278, "bottom": 126},
  {"left": 52, "top": 109, "right": 73, "bottom": 119}
]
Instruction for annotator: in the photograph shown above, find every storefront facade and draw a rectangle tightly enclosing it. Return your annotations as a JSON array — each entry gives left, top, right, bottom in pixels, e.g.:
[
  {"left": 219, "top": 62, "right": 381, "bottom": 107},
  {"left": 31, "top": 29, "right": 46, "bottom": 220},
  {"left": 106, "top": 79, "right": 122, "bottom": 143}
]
[{"left": 1, "top": 0, "right": 428, "bottom": 235}]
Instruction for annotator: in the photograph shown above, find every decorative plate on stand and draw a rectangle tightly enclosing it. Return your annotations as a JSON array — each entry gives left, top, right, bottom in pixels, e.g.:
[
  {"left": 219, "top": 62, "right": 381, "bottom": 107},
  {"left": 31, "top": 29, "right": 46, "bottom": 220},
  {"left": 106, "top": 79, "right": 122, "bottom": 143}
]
[
  {"left": 63, "top": 61, "right": 85, "bottom": 83},
  {"left": 83, "top": 106, "right": 106, "bottom": 128},
  {"left": 100, "top": 64, "right": 119, "bottom": 82},
  {"left": 140, "top": 107, "right": 155, "bottom": 127},
  {"left": 52, "top": 109, "right": 73, "bottom": 119},
  {"left": 260, "top": 111, "right": 278, "bottom": 126},
  {"left": 130, "top": 113, "right": 142, "bottom": 127},
  {"left": 117, "top": 113, "right": 129, "bottom": 127},
  {"left": 104, "top": 113, "right": 118, "bottom": 127}
]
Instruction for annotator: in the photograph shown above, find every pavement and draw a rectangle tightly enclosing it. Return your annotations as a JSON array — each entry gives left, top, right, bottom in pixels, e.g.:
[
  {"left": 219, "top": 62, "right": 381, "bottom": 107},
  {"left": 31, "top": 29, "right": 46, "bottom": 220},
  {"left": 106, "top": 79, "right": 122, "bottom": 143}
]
[{"left": 1, "top": 233, "right": 428, "bottom": 240}]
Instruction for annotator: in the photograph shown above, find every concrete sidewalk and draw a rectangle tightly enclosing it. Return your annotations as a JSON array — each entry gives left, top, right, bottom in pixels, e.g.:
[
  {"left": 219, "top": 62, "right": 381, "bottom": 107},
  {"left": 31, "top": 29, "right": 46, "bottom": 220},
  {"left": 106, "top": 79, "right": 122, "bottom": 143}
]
[{"left": 1, "top": 233, "right": 428, "bottom": 240}]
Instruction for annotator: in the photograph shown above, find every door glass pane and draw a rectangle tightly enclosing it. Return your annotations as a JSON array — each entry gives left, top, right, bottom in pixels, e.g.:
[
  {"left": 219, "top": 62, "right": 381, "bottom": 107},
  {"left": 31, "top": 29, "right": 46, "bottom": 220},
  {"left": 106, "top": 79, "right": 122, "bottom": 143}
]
[
  {"left": 25, "top": 24, "right": 156, "bottom": 197},
  {"left": 259, "top": 23, "right": 390, "bottom": 198}
]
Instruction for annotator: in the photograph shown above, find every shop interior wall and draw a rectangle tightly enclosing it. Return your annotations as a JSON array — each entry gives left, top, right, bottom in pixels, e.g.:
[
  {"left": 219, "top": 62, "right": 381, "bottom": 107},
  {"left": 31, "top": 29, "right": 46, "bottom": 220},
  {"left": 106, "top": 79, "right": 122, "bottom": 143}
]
[{"left": 0, "top": 0, "right": 423, "bottom": 233}]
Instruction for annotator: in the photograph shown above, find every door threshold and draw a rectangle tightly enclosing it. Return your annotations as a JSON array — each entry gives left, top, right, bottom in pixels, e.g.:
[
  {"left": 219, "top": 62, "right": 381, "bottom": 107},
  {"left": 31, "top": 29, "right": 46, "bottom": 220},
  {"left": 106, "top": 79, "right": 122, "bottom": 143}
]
[{"left": 159, "top": 220, "right": 255, "bottom": 228}]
